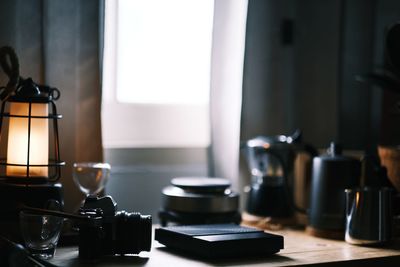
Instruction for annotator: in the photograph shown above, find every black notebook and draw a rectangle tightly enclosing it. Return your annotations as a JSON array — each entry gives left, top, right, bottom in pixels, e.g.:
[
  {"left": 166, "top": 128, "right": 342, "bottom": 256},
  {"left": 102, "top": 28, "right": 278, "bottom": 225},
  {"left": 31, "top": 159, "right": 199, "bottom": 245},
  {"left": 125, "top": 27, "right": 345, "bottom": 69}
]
[{"left": 155, "top": 224, "right": 284, "bottom": 259}]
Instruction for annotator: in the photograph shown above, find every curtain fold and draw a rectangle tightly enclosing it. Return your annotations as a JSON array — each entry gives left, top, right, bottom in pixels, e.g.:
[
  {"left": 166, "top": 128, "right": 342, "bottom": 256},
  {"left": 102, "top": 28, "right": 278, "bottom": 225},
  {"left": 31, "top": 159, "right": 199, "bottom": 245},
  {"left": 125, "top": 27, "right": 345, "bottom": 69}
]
[
  {"left": 209, "top": 0, "right": 248, "bottom": 192},
  {"left": 0, "top": 0, "right": 103, "bottom": 212}
]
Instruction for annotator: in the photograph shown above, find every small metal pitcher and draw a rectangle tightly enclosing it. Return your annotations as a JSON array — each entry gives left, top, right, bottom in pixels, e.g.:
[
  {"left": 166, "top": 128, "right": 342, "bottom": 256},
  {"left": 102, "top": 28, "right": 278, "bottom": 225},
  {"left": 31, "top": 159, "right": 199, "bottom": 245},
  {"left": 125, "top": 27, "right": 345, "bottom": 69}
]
[{"left": 345, "top": 187, "right": 393, "bottom": 245}]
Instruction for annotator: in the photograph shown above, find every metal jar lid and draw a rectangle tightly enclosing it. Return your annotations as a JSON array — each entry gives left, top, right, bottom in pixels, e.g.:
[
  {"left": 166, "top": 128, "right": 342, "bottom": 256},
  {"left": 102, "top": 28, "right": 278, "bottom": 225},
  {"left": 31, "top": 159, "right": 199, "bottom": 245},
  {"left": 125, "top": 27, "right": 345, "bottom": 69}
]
[{"left": 162, "top": 177, "right": 239, "bottom": 213}]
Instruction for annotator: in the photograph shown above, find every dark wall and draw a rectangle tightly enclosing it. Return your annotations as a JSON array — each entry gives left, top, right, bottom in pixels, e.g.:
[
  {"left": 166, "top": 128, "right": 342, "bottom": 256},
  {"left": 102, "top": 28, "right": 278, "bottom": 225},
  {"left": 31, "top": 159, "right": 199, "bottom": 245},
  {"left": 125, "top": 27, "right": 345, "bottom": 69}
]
[
  {"left": 375, "top": 0, "right": 400, "bottom": 146},
  {"left": 293, "top": 0, "right": 341, "bottom": 148},
  {"left": 241, "top": 0, "right": 296, "bottom": 141},
  {"left": 339, "top": 0, "right": 376, "bottom": 150},
  {"left": 241, "top": 0, "right": 400, "bottom": 150}
]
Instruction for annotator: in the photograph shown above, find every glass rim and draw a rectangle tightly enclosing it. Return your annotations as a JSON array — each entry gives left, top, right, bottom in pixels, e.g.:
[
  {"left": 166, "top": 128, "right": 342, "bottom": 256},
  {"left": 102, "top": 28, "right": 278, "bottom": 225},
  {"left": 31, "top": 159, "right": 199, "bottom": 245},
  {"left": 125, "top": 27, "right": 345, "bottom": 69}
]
[
  {"left": 19, "top": 210, "right": 65, "bottom": 221},
  {"left": 73, "top": 162, "right": 111, "bottom": 169}
]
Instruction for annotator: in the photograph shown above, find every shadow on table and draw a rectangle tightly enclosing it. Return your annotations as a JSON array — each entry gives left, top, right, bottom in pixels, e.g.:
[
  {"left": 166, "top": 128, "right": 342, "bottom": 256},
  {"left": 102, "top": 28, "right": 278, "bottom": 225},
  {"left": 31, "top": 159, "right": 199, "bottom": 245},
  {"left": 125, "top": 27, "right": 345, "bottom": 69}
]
[
  {"left": 52, "top": 255, "right": 150, "bottom": 267},
  {"left": 156, "top": 247, "right": 294, "bottom": 266}
]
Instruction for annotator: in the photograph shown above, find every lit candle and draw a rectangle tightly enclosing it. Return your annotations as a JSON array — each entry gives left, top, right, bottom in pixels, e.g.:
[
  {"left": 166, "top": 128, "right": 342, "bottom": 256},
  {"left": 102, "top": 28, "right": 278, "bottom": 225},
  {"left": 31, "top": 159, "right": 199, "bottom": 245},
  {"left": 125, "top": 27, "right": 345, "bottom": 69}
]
[{"left": 6, "top": 102, "right": 49, "bottom": 177}]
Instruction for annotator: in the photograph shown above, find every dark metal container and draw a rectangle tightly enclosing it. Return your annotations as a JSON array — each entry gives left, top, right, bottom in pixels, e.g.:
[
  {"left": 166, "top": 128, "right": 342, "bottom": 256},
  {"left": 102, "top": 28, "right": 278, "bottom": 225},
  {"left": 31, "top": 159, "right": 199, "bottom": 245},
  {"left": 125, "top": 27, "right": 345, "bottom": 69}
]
[
  {"left": 345, "top": 187, "right": 393, "bottom": 245},
  {"left": 308, "top": 143, "right": 360, "bottom": 238}
]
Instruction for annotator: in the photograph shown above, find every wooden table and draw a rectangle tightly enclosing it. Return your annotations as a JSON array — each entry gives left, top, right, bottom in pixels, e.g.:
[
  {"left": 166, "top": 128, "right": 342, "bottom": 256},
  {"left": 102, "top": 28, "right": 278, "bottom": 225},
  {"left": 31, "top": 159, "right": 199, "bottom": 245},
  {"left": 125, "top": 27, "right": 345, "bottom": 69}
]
[{"left": 50, "top": 227, "right": 400, "bottom": 267}]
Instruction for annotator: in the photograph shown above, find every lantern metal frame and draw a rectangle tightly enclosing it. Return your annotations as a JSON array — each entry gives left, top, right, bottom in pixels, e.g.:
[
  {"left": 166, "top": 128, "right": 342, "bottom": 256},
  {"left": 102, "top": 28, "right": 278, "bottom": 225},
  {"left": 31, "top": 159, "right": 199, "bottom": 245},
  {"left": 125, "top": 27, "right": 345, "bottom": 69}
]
[{"left": 0, "top": 80, "right": 65, "bottom": 183}]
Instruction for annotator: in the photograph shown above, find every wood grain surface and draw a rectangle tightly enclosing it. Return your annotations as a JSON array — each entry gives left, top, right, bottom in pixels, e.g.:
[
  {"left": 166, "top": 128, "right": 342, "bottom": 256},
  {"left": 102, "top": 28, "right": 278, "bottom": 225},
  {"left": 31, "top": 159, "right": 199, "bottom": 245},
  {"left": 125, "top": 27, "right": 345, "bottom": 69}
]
[{"left": 50, "top": 225, "right": 400, "bottom": 267}]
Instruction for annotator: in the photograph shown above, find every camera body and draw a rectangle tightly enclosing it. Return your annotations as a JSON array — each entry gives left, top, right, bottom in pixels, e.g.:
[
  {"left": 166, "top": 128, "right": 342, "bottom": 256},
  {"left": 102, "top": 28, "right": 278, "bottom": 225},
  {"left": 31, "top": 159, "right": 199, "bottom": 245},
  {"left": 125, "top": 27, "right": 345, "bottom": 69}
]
[{"left": 78, "top": 195, "right": 152, "bottom": 260}]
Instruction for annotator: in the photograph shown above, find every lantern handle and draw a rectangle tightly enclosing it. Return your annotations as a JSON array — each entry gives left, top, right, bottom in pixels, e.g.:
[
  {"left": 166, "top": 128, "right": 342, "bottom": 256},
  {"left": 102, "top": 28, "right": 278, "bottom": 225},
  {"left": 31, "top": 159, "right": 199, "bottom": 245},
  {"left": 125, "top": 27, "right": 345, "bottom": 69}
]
[
  {"left": 49, "top": 87, "right": 60, "bottom": 100},
  {"left": 48, "top": 87, "right": 60, "bottom": 100},
  {"left": 0, "top": 46, "right": 20, "bottom": 102}
]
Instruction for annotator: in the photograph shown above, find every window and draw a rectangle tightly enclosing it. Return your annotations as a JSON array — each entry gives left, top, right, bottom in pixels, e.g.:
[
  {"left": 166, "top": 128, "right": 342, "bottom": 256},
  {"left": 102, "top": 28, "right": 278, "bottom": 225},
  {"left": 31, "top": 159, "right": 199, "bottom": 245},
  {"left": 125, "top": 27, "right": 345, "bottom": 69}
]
[{"left": 102, "top": 0, "right": 214, "bottom": 148}]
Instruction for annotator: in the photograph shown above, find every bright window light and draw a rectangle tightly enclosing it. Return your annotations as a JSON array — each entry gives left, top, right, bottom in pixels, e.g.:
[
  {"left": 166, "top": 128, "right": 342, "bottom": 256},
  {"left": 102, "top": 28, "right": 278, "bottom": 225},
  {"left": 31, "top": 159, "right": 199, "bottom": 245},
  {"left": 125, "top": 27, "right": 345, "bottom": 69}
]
[
  {"left": 116, "top": 0, "right": 214, "bottom": 105},
  {"left": 102, "top": 0, "right": 213, "bottom": 147}
]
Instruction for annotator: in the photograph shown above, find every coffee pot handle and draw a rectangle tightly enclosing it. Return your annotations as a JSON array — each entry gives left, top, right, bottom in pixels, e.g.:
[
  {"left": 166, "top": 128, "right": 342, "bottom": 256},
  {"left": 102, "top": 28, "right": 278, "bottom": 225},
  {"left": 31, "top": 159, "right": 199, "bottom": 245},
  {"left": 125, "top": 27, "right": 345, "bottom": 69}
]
[
  {"left": 291, "top": 141, "right": 318, "bottom": 215},
  {"left": 289, "top": 129, "right": 318, "bottom": 157}
]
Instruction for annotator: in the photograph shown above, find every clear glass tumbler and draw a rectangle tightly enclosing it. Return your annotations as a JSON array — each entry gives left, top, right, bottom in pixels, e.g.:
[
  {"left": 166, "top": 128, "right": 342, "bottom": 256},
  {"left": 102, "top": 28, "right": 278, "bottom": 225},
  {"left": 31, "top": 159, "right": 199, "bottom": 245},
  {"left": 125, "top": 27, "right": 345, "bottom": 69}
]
[{"left": 19, "top": 211, "right": 64, "bottom": 259}]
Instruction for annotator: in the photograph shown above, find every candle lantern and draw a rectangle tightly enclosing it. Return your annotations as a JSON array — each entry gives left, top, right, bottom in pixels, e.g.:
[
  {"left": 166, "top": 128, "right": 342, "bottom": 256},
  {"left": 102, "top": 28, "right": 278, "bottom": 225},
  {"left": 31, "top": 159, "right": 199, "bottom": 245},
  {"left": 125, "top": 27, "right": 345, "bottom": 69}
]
[
  {"left": 0, "top": 46, "right": 65, "bottom": 241},
  {"left": 0, "top": 77, "right": 64, "bottom": 182}
]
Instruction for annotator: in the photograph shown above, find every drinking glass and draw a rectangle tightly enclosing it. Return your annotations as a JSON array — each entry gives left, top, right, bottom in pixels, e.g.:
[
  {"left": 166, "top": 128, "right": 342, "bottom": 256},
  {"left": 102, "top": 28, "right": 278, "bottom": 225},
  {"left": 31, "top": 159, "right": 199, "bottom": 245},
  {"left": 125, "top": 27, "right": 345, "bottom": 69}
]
[
  {"left": 72, "top": 162, "right": 111, "bottom": 196},
  {"left": 19, "top": 211, "right": 64, "bottom": 259}
]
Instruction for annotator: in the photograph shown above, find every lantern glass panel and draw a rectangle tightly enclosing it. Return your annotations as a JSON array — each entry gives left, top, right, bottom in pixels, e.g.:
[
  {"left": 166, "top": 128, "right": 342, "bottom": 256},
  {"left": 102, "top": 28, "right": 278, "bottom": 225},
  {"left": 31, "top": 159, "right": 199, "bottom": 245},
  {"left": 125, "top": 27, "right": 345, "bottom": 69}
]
[{"left": 6, "top": 102, "right": 49, "bottom": 177}]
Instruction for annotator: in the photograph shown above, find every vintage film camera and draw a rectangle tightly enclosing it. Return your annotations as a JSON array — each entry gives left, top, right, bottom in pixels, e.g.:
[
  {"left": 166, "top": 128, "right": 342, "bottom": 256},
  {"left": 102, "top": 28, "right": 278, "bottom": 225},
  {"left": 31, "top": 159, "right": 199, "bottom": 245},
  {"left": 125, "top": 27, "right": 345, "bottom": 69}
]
[
  {"left": 20, "top": 195, "right": 152, "bottom": 261},
  {"left": 77, "top": 195, "right": 152, "bottom": 260}
]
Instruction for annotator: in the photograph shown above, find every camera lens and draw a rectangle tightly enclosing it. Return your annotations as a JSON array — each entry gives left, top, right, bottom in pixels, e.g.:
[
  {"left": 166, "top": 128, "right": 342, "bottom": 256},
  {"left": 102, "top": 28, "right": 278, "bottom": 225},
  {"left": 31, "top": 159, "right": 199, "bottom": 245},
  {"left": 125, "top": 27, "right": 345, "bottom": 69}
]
[{"left": 114, "top": 211, "right": 152, "bottom": 255}]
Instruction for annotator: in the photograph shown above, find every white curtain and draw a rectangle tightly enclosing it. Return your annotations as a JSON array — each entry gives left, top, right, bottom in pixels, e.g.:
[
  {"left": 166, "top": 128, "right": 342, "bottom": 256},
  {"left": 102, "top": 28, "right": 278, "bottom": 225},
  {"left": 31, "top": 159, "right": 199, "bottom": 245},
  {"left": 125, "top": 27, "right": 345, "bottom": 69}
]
[{"left": 209, "top": 0, "right": 248, "bottom": 191}]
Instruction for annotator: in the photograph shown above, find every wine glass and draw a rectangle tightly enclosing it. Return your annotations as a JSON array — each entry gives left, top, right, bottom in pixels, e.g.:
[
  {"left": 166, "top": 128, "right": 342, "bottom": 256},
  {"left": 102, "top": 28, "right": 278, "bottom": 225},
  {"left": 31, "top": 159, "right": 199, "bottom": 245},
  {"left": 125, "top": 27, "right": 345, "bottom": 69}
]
[{"left": 72, "top": 162, "right": 111, "bottom": 197}]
